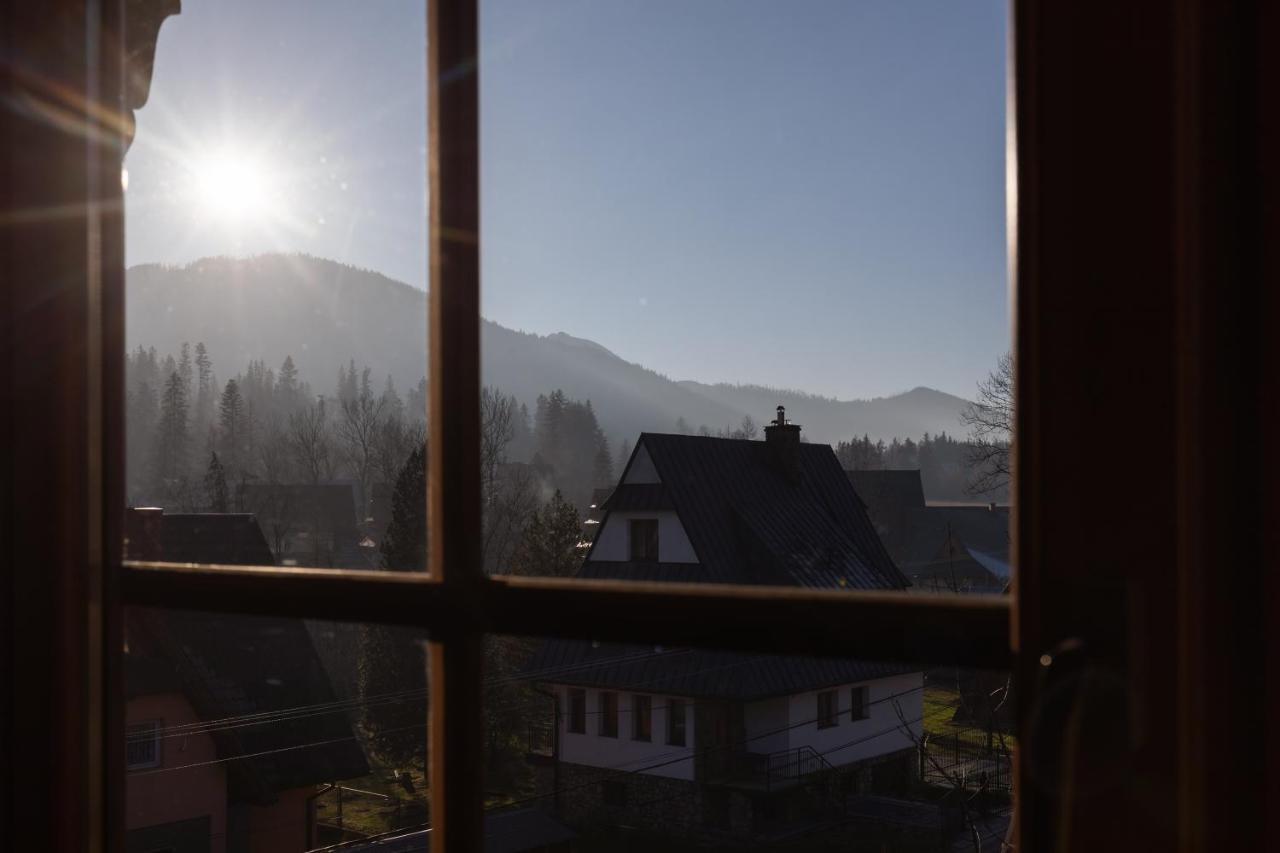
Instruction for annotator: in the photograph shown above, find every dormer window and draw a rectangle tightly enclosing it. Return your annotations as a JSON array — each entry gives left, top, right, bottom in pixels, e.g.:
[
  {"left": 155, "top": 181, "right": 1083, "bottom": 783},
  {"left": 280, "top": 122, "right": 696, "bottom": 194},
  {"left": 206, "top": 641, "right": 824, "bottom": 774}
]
[{"left": 629, "top": 519, "right": 659, "bottom": 562}]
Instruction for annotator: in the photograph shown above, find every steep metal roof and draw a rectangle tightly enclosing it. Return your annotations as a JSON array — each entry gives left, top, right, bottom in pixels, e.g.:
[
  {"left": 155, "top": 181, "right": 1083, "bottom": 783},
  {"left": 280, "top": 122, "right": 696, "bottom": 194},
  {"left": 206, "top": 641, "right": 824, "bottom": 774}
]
[
  {"left": 589, "top": 433, "right": 908, "bottom": 590},
  {"left": 528, "top": 638, "right": 910, "bottom": 701}
]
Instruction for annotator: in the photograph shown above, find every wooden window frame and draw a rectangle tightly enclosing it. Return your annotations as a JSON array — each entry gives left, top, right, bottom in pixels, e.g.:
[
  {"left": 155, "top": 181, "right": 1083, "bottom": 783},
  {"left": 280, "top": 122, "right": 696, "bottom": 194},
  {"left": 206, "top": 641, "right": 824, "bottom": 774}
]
[{"left": 6, "top": 1, "right": 1276, "bottom": 852}]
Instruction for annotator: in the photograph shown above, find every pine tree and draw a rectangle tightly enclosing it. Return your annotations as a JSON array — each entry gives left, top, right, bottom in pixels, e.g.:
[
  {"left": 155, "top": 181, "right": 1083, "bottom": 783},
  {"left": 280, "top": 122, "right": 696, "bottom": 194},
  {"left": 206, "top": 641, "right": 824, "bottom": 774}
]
[
  {"left": 276, "top": 354, "right": 299, "bottom": 412},
  {"left": 380, "top": 445, "right": 427, "bottom": 572},
  {"left": 204, "top": 451, "right": 229, "bottom": 512},
  {"left": 512, "top": 490, "right": 582, "bottom": 578},
  {"left": 218, "top": 378, "right": 250, "bottom": 470},
  {"left": 153, "top": 371, "right": 189, "bottom": 489},
  {"left": 193, "top": 342, "right": 214, "bottom": 435},
  {"left": 177, "top": 342, "right": 193, "bottom": 399},
  {"left": 616, "top": 437, "right": 632, "bottom": 473}
]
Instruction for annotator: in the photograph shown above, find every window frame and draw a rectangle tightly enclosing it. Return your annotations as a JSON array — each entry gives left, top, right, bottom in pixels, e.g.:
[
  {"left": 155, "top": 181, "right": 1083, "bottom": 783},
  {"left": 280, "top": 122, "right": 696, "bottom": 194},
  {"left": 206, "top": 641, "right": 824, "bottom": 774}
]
[
  {"left": 850, "top": 685, "right": 869, "bottom": 722},
  {"left": 628, "top": 518, "right": 660, "bottom": 562},
  {"left": 667, "top": 697, "right": 687, "bottom": 747},
  {"left": 816, "top": 690, "right": 838, "bottom": 729},
  {"left": 124, "top": 720, "right": 162, "bottom": 771},
  {"left": 106, "top": 2, "right": 1012, "bottom": 849},
  {"left": 566, "top": 688, "right": 586, "bottom": 735},
  {"left": 632, "top": 694, "right": 652, "bottom": 742},
  {"left": 598, "top": 691, "right": 618, "bottom": 738}
]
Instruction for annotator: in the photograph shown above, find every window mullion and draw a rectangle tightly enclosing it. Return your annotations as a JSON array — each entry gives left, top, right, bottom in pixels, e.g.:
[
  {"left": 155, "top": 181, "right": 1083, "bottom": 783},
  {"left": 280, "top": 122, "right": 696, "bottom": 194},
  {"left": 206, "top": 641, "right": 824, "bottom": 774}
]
[{"left": 427, "top": 0, "right": 484, "bottom": 850}]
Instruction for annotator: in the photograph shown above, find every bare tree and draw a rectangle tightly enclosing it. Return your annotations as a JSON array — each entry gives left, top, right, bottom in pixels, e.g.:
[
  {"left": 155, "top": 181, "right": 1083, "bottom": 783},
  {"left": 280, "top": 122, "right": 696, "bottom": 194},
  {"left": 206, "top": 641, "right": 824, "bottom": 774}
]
[
  {"left": 481, "top": 386, "right": 516, "bottom": 498},
  {"left": 335, "top": 374, "right": 388, "bottom": 518},
  {"left": 288, "top": 398, "right": 335, "bottom": 484},
  {"left": 961, "top": 352, "right": 1013, "bottom": 495}
]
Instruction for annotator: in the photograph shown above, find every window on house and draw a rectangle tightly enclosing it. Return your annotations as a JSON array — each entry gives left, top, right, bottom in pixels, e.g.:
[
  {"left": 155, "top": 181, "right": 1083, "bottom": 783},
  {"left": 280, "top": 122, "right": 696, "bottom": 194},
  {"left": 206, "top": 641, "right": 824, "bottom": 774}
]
[
  {"left": 599, "top": 691, "right": 618, "bottom": 738},
  {"left": 817, "top": 690, "right": 838, "bottom": 729},
  {"left": 633, "top": 694, "right": 652, "bottom": 741},
  {"left": 567, "top": 688, "right": 586, "bottom": 734},
  {"left": 668, "top": 697, "right": 687, "bottom": 747},
  {"left": 628, "top": 519, "right": 659, "bottom": 562},
  {"left": 125, "top": 720, "right": 161, "bottom": 770},
  {"left": 851, "top": 685, "right": 870, "bottom": 721}
]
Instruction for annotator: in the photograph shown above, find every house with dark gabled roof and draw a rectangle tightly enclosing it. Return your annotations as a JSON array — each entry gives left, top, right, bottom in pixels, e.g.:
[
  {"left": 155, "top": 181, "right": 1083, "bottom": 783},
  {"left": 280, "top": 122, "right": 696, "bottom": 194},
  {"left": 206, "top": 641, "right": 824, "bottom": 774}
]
[
  {"left": 527, "top": 409, "right": 925, "bottom": 844},
  {"left": 123, "top": 508, "right": 370, "bottom": 853}
]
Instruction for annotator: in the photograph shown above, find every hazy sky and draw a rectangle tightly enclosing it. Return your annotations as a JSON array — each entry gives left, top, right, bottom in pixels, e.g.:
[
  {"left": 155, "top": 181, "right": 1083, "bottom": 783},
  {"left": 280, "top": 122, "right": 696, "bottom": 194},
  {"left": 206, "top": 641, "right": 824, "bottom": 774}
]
[{"left": 126, "top": 0, "right": 1008, "bottom": 401}]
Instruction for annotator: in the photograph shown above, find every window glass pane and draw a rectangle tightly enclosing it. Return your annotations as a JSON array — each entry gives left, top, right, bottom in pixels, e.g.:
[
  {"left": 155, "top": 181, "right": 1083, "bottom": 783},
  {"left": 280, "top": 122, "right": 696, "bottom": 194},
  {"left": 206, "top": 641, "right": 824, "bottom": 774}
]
[
  {"left": 488, "top": 634, "right": 1012, "bottom": 850},
  {"left": 124, "top": 607, "right": 428, "bottom": 852},
  {"left": 479, "top": 0, "right": 1012, "bottom": 598},
  {"left": 123, "top": 0, "right": 428, "bottom": 571}
]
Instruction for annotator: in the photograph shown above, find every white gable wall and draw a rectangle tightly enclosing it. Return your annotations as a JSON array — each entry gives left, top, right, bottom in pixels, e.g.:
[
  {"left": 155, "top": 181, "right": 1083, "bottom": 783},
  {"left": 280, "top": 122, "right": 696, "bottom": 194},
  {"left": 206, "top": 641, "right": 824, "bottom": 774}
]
[
  {"left": 590, "top": 510, "right": 698, "bottom": 563},
  {"left": 622, "top": 443, "right": 660, "bottom": 484},
  {"left": 552, "top": 685, "right": 696, "bottom": 780}
]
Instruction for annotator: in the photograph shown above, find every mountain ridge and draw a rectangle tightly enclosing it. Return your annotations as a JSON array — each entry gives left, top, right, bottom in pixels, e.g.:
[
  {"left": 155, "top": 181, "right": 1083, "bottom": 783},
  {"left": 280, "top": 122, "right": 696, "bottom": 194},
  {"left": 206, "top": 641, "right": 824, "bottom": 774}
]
[{"left": 125, "top": 254, "right": 972, "bottom": 445}]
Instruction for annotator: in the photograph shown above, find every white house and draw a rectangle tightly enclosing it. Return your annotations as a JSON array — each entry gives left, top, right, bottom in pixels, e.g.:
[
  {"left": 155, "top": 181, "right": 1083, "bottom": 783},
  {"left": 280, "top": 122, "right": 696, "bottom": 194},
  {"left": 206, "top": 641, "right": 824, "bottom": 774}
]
[{"left": 527, "top": 409, "right": 925, "bottom": 841}]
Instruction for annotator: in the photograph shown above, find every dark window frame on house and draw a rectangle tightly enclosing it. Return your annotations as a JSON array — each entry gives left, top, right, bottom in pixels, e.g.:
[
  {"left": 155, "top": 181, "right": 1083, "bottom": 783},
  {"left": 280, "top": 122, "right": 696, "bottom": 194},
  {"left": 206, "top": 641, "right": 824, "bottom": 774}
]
[
  {"left": 816, "top": 690, "right": 838, "bottom": 729},
  {"left": 667, "top": 697, "right": 687, "bottom": 747},
  {"left": 850, "top": 685, "right": 870, "bottom": 722},
  {"left": 632, "top": 694, "right": 652, "bottom": 742},
  {"left": 5, "top": 2, "right": 1275, "bottom": 853},
  {"left": 124, "top": 720, "right": 162, "bottom": 771},
  {"left": 628, "top": 518, "right": 659, "bottom": 562},
  {"left": 567, "top": 688, "right": 586, "bottom": 735},
  {"left": 598, "top": 691, "right": 618, "bottom": 738}
]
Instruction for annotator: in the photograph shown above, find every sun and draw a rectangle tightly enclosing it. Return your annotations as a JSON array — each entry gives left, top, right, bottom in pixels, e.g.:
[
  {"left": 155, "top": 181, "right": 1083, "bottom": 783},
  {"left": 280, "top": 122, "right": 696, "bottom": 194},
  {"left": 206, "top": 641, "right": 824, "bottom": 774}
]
[{"left": 189, "top": 149, "right": 281, "bottom": 225}]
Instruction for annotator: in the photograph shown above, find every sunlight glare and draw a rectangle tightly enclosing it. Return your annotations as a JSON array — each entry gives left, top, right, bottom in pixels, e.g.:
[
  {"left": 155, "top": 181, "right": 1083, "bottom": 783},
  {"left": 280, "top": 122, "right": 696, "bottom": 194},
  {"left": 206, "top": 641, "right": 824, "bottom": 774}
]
[{"left": 190, "top": 149, "right": 281, "bottom": 225}]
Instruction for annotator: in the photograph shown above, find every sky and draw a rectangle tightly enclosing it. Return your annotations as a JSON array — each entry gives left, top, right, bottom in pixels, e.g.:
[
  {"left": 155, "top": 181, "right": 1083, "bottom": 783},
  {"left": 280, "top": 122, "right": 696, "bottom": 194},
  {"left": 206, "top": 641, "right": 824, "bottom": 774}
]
[{"left": 126, "top": 0, "right": 1008, "bottom": 401}]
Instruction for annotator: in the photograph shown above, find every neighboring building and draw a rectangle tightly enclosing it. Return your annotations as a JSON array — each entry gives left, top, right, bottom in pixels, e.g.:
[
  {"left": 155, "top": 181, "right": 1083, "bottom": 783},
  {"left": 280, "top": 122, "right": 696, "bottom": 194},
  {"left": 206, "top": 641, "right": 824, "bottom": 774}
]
[
  {"left": 237, "top": 482, "right": 375, "bottom": 568},
  {"left": 528, "top": 409, "right": 925, "bottom": 844},
  {"left": 847, "top": 469, "right": 1009, "bottom": 593},
  {"left": 124, "top": 509, "right": 370, "bottom": 853}
]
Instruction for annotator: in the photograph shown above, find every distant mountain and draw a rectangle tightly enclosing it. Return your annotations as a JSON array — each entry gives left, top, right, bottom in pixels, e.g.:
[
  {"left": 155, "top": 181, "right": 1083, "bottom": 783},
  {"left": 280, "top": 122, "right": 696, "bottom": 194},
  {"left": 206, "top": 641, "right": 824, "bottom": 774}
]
[{"left": 126, "top": 254, "right": 971, "bottom": 445}]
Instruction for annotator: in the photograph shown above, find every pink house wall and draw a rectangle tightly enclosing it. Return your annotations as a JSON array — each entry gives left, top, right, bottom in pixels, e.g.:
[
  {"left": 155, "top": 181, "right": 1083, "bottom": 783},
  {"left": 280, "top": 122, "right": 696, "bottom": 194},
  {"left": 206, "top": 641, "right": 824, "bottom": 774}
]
[{"left": 126, "top": 692, "right": 228, "bottom": 853}]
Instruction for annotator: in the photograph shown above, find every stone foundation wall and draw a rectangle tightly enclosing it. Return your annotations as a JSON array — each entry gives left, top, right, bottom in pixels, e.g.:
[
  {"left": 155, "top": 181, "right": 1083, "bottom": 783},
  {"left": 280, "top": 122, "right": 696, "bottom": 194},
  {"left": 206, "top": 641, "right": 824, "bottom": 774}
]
[{"left": 550, "top": 746, "right": 919, "bottom": 843}]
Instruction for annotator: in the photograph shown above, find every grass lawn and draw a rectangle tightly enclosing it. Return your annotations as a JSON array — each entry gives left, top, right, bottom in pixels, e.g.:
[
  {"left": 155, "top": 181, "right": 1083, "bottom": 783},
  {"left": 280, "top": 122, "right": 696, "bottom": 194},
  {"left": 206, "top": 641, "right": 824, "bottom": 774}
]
[
  {"left": 922, "top": 687, "right": 1016, "bottom": 751},
  {"left": 312, "top": 767, "right": 429, "bottom": 838}
]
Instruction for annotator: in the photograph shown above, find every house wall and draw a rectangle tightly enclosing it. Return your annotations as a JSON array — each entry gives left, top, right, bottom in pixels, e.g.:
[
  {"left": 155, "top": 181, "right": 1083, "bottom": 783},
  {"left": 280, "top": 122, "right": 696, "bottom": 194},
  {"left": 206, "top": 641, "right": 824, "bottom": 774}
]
[
  {"left": 126, "top": 692, "right": 228, "bottom": 853},
  {"left": 552, "top": 685, "right": 696, "bottom": 780},
  {"left": 622, "top": 444, "right": 660, "bottom": 484},
  {"left": 249, "top": 787, "right": 310, "bottom": 853},
  {"left": 742, "top": 695, "right": 790, "bottom": 754},
  {"left": 780, "top": 672, "right": 923, "bottom": 768},
  {"left": 590, "top": 510, "right": 698, "bottom": 563}
]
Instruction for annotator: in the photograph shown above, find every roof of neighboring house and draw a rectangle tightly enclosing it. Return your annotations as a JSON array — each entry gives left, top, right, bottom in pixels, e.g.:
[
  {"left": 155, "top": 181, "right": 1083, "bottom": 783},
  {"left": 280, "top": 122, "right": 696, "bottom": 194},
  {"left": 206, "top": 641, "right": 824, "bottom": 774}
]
[
  {"left": 528, "top": 638, "right": 911, "bottom": 701},
  {"left": 589, "top": 434, "right": 908, "bottom": 590},
  {"left": 847, "top": 469, "right": 1010, "bottom": 577},
  {"left": 532, "top": 432, "right": 917, "bottom": 698},
  {"left": 154, "top": 513, "right": 276, "bottom": 565},
  {"left": 336, "top": 807, "right": 575, "bottom": 853},
  {"left": 125, "top": 509, "right": 369, "bottom": 802},
  {"left": 237, "top": 482, "right": 362, "bottom": 544}
]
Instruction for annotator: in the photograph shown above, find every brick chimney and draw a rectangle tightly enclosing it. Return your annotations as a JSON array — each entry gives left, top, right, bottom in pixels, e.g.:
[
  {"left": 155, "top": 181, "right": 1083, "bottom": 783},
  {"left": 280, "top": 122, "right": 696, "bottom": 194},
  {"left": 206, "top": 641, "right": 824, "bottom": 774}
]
[
  {"left": 125, "top": 507, "right": 164, "bottom": 561},
  {"left": 764, "top": 405, "right": 802, "bottom": 481}
]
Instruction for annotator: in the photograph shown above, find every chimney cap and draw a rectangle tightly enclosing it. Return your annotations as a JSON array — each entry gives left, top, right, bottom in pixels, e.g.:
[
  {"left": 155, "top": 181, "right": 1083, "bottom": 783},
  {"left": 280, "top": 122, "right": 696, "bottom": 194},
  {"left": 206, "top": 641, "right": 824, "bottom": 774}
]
[{"left": 773, "top": 405, "right": 787, "bottom": 426}]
